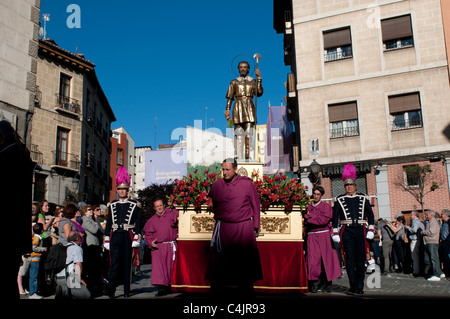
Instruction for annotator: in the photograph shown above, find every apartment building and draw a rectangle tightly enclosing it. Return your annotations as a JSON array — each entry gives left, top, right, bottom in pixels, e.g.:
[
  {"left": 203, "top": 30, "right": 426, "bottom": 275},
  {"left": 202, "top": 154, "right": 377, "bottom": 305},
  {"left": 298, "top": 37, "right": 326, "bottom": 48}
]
[
  {"left": 274, "top": 0, "right": 450, "bottom": 220},
  {"left": 32, "top": 38, "right": 115, "bottom": 205},
  {"left": 110, "top": 127, "right": 136, "bottom": 201},
  {"left": 0, "top": 0, "right": 40, "bottom": 147}
]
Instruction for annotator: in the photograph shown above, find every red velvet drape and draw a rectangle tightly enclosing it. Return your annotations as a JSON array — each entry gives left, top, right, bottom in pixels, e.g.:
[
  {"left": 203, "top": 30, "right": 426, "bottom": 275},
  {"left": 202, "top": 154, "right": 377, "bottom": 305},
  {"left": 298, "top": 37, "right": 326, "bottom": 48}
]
[{"left": 171, "top": 240, "right": 308, "bottom": 294}]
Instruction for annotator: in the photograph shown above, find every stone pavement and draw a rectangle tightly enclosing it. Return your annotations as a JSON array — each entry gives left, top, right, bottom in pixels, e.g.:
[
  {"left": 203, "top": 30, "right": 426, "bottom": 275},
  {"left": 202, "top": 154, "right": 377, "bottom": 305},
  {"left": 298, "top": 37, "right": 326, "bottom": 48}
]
[
  {"left": 29, "top": 263, "right": 449, "bottom": 300},
  {"left": 22, "top": 263, "right": 449, "bottom": 316}
]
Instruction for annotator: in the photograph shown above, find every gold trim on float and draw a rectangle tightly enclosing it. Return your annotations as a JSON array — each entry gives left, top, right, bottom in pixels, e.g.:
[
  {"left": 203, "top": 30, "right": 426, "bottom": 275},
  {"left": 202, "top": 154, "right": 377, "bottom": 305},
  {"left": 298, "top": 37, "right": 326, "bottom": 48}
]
[{"left": 172, "top": 284, "right": 308, "bottom": 290}]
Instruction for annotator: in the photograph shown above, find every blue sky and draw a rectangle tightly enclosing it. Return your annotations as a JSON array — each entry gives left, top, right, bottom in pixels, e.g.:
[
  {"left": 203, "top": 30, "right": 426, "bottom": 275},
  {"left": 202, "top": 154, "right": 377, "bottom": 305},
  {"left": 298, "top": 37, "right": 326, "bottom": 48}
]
[{"left": 39, "top": 0, "right": 290, "bottom": 147}]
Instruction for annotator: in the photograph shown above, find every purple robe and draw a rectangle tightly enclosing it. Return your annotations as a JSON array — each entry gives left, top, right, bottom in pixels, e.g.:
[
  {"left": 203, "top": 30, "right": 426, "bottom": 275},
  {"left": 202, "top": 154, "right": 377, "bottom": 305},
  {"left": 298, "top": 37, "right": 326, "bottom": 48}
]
[
  {"left": 143, "top": 207, "right": 179, "bottom": 286},
  {"left": 206, "top": 175, "right": 263, "bottom": 285},
  {"left": 305, "top": 201, "right": 341, "bottom": 281}
]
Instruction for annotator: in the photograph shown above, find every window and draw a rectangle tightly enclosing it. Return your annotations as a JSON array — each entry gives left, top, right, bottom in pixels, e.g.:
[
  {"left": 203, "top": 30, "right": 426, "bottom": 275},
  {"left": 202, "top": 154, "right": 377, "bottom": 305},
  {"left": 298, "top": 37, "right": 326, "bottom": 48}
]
[
  {"left": 332, "top": 176, "right": 367, "bottom": 197},
  {"left": 381, "top": 15, "right": 413, "bottom": 50},
  {"left": 117, "top": 148, "right": 124, "bottom": 166},
  {"left": 403, "top": 165, "right": 420, "bottom": 187},
  {"left": 56, "top": 127, "right": 69, "bottom": 166},
  {"left": 59, "top": 73, "right": 71, "bottom": 100},
  {"left": 389, "top": 93, "right": 422, "bottom": 131},
  {"left": 328, "top": 102, "right": 359, "bottom": 138},
  {"left": 323, "top": 27, "right": 352, "bottom": 62}
]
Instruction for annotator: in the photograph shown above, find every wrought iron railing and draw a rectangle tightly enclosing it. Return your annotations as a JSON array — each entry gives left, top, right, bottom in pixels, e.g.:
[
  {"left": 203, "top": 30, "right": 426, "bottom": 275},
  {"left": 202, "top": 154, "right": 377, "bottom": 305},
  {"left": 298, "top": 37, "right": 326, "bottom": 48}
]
[
  {"left": 56, "top": 94, "right": 81, "bottom": 114},
  {"left": 324, "top": 45, "right": 353, "bottom": 62},
  {"left": 51, "top": 150, "right": 81, "bottom": 170},
  {"left": 391, "top": 117, "right": 422, "bottom": 131},
  {"left": 30, "top": 144, "right": 43, "bottom": 165},
  {"left": 330, "top": 126, "right": 359, "bottom": 138}
]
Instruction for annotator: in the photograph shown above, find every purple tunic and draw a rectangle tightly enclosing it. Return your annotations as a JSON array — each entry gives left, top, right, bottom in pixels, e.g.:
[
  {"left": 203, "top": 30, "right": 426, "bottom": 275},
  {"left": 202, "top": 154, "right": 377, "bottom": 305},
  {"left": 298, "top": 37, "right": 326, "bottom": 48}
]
[
  {"left": 305, "top": 201, "right": 341, "bottom": 281},
  {"left": 143, "top": 207, "right": 179, "bottom": 286},
  {"left": 206, "top": 175, "right": 263, "bottom": 285}
]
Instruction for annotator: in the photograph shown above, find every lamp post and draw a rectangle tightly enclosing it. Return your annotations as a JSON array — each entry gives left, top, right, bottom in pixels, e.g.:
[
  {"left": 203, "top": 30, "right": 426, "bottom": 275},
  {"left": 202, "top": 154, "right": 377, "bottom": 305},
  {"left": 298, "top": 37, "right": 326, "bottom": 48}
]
[{"left": 310, "top": 159, "right": 321, "bottom": 185}]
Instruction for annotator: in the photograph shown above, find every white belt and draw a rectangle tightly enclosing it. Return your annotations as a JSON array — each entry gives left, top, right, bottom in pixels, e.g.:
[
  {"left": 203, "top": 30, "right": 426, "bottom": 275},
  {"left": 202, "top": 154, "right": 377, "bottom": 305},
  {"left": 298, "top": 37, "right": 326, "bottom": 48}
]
[
  {"left": 211, "top": 221, "right": 222, "bottom": 253},
  {"left": 308, "top": 229, "right": 330, "bottom": 235},
  {"left": 112, "top": 224, "right": 134, "bottom": 231},
  {"left": 160, "top": 241, "right": 177, "bottom": 261}
]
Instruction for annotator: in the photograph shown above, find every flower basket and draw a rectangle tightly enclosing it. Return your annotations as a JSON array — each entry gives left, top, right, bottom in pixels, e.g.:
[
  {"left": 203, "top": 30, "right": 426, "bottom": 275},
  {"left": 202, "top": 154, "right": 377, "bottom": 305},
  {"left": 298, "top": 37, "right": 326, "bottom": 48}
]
[
  {"left": 167, "top": 169, "right": 218, "bottom": 213},
  {"left": 252, "top": 171, "right": 310, "bottom": 214}
]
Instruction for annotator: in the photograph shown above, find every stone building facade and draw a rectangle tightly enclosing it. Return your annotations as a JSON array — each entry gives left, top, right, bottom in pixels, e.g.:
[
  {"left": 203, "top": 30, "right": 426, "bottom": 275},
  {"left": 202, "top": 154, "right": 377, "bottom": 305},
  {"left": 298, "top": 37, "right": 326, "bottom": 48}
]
[
  {"left": 0, "top": 0, "right": 41, "bottom": 147},
  {"left": 274, "top": 0, "right": 450, "bottom": 221},
  {"left": 32, "top": 38, "right": 115, "bottom": 205}
]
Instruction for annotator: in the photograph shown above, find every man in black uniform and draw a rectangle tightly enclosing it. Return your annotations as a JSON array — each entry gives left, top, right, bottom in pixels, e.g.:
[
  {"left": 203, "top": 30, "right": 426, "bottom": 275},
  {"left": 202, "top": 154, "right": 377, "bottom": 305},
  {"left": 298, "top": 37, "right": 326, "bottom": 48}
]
[
  {"left": 332, "top": 163, "right": 374, "bottom": 294},
  {"left": 104, "top": 167, "right": 142, "bottom": 298}
]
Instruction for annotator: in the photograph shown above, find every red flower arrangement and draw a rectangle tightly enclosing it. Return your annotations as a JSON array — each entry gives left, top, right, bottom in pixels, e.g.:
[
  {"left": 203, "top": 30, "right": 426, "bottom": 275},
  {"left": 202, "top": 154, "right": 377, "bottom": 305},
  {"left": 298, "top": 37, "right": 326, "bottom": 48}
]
[
  {"left": 168, "top": 169, "right": 310, "bottom": 214},
  {"left": 167, "top": 169, "right": 218, "bottom": 212},
  {"left": 252, "top": 171, "right": 310, "bottom": 213}
]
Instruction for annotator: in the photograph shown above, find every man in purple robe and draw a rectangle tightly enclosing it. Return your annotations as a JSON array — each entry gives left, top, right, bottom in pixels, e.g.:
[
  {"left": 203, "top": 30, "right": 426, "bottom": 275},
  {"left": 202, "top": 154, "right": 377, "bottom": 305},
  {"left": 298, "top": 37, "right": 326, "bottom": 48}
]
[
  {"left": 304, "top": 185, "right": 341, "bottom": 293},
  {"left": 206, "top": 158, "right": 263, "bottom": 297},
  {"left": 143, "top": 198, "right": 179, "bottom": 296}
]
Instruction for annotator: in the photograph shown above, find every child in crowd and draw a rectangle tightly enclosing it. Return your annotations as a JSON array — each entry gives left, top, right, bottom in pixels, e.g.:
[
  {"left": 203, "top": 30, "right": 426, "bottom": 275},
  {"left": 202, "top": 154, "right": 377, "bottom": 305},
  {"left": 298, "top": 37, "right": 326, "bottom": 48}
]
[{"left": 29, "top": 223, "right": 47, "bottom": 299}]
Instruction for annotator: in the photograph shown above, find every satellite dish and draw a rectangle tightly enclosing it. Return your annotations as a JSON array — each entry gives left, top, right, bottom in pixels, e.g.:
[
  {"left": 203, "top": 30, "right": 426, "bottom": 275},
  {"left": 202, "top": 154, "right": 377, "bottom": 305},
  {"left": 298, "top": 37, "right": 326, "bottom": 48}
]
[{"left": 39, "top": 27, "right": 44, "bottom": 37}]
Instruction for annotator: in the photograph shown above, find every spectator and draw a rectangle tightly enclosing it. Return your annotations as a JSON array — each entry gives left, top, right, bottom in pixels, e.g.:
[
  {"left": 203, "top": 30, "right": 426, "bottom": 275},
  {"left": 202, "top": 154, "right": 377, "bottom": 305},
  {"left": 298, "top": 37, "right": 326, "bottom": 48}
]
[
  {"left": 34, "top": 200, "right": 54, "bottom": 233},
  {"left": 392, "top": 215, "right": 408, "bottom": 273},
  {"left": 377, "top": 218, "right": 395, "bottom": 274},
  {"left": 72, "top": 205, "right": 86, "bottom": 246},
  {"left": 405, "top": 211, "right": 424, "bottom": 277},
  {"left": 58, "top": 204, "right": 78, "bottom": 246},
  {"left": 48, "top": 207, "right": 63, "bottom": 246},
  {"left": 29, "top": 223, "right": 47, "bottom": 299},
  {"left": 440, "top": 209, "right": 450, "bottom": 278},
  {"left": 82, "top": 205, "right": 103, "bottom": 291},
  {"left": 55, "top": 231, "right": 91, "bottom": 299},
  {"left": 17, "top": 255, "right": 30, "bottom": 295},
  {"left": 422, "top": 210, "right": 444, "bottom": 281}
]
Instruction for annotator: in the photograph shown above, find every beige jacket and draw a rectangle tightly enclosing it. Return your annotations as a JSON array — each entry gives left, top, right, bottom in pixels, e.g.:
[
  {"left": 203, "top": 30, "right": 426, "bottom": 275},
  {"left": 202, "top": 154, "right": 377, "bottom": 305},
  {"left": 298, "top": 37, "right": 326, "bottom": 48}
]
[{"left": 422, "top": 218, "right": 440, "bottom": 245}]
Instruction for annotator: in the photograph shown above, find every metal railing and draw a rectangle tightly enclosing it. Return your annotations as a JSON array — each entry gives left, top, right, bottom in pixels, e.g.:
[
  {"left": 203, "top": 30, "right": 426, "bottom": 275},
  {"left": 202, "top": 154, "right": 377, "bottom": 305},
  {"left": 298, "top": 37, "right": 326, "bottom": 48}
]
[
  {"left": 391, "top": 118, "right": 422, "bottom": 131},
  {"left": 56, "top": 94, "right": 81, "bottom": 114},
  {"left": 51, "top": 150, "right": 81, "bottom": 170},
  {"left": 30, "top": 144, "right": 43, "bottom": 165},
  {"left": 330, "top": 126, "right": 359, "bottom": 138},
  {"left": 324, "top": 45, "right": 353, "bottom": 62}
]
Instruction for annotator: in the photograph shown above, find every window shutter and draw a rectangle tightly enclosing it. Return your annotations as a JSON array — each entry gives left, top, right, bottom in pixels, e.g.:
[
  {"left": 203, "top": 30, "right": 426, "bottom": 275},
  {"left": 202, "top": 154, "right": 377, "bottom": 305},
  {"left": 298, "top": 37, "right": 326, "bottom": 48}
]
[
  {"left": 323, "top": 27, "right": 352, "bottom": 49},
  {"left": 328, "top": 102, "right": 358, "bottom": 122},
  {"left": 381, "top": 15, "right": 412, "bottom": 42},
  {"left": 389, "top": 93, "right": 421, "bottom": 113}
]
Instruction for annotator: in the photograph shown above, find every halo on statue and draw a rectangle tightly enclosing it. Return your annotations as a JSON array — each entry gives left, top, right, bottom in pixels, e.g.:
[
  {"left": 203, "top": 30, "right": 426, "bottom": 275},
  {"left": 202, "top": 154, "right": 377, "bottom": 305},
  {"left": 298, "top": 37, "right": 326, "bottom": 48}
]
[{"left": 231, "top": 54, "right": 257, "bottom": 77}]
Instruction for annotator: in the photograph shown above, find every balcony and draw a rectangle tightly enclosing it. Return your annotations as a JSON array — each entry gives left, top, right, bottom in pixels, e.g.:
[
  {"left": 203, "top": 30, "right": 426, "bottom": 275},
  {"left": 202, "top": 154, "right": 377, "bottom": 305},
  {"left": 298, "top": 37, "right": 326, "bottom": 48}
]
[
  {"left": 55, "top": 94, "right": 81, "bottom": 116},
  {"left": 51, "top": 150, "right": 81, "bottom": 172},
  {"left": 330, "top": 126, "right": 359, "bottom": 138},
  {"left": 30, "top": 144, "right": 43, "bottom": 165},
  {"left": 324, "top": 45, "right": 353, "bottom": 62}
]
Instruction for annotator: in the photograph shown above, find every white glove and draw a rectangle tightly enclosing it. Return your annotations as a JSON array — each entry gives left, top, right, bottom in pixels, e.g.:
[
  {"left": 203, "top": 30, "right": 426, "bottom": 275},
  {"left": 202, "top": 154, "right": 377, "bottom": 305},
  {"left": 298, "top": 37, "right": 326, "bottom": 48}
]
[
  {"left": 132, "top": 240, "right": 140, "bottom": 248},
  {"left": 332, "top": 234, "right": 340, "bottom": 243},
  {"left": 103, "top": 242, "right": 110, "bottom": 250},
  {"left": 366, "top": 231, "right": 374, "bottom": 240}
]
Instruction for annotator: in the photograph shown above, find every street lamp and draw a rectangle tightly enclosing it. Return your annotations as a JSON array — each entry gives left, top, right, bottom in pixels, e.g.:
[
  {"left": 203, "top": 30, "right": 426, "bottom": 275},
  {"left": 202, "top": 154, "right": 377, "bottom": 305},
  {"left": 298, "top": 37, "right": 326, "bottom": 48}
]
[{"left": 310, "top": 159, "right": 321, "bottom": 185}]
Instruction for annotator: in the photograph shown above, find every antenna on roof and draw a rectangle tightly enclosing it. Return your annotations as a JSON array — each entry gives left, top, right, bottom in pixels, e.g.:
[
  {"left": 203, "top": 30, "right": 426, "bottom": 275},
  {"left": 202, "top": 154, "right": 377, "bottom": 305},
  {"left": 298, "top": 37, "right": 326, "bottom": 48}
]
[{"left": 40, "top": 13, "right": 50, "bottom": 39}]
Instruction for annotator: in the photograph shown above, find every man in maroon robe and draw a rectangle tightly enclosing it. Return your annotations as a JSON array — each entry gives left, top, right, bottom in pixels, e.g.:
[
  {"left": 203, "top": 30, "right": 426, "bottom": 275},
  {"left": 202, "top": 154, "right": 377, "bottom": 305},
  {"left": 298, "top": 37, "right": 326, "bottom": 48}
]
[
  {"left": 206, "top": 158, "right": 263, "bottom": 297},
  {"left": 143, "top": 198, "right": 179, "bottom": 296},
  {"left": 304, "top": 185, "right": 341, "bottom": 293}
]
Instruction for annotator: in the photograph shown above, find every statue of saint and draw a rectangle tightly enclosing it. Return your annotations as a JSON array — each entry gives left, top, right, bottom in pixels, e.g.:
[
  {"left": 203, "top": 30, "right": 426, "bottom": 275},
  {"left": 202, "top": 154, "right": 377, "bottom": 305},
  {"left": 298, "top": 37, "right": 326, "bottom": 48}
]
[{"left": 225, "top": 61, "right": 263, "bottom": 160}]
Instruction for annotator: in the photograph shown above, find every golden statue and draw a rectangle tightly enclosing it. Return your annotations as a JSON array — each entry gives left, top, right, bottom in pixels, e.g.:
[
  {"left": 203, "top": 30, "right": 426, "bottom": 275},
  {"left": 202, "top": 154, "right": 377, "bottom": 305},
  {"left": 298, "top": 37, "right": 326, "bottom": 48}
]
[{"left": 225, "top": 60, "right": 263, "bottom": 160}]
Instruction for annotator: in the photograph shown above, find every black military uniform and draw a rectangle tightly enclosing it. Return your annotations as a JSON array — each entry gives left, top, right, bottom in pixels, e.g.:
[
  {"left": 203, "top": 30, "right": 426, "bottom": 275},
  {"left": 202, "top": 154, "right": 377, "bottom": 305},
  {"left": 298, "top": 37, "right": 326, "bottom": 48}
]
[
  {"left": 332, "top": 190, "right": 374, "bottom": 294},
  {"left": 105, "top": 198, "right": 141, "bottom": 297}
]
